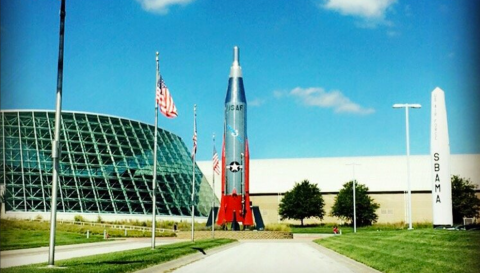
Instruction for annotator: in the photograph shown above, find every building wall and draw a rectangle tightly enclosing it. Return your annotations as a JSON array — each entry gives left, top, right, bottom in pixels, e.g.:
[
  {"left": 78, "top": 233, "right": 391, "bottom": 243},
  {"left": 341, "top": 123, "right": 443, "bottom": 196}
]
[
  {"left": 251, "top": 192, "right": 480, "bottom": 225},
  {"left": 251, "top": 192, "right": 435, "bottom": 225},
  {"left": 198, "top": 154, "right": 480, "bottom": 225},
  {"left": 198, "top": 155, "right": 480, "bottom": 197}
]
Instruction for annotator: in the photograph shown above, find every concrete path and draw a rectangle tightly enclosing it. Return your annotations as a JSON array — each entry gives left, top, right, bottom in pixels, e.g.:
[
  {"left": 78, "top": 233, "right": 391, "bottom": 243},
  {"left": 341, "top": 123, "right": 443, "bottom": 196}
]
[
  {"left": 139, "top": 240, "right": 381, "bottom": 273},
  {"left": 0, "top": 237, "right": 182, "bottom": 268}
]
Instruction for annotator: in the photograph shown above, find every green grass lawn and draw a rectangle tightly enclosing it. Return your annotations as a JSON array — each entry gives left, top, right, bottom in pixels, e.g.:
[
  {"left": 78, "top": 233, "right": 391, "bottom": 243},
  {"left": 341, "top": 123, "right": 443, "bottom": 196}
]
[
  {"left": 0, "top": 227, "right": 106, "bottom": 251},
  {"left": 315, "top": 229, "right": 480, "bottom": 273},
  {"left": 290, "top": 222, "right": 434, "bottom": 234},
  {"left": 0, "top": 219, "right": 174, "bottom": 251},
  {"left": 2, "top": 239, "right": 235, "bottom": 273}
]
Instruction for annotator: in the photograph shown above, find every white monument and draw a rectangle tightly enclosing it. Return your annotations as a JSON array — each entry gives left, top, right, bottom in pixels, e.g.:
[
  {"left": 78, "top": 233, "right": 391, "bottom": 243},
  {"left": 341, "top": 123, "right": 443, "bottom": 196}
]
[{"left": 431, "top": 87, "right": 453, "bottom": 226}]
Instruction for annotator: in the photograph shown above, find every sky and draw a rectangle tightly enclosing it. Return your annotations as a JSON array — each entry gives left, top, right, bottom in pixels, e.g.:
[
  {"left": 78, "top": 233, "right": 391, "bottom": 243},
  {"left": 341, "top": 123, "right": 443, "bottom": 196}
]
[{"left": 1, "top": 0, "right": 479, "bottom": 161}]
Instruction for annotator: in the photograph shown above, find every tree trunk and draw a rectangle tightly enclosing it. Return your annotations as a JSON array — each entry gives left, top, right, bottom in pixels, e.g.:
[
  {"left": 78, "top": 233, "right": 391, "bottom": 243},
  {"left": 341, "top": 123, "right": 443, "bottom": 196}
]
[{"left": 301, "top": 218, "right": 304, "bottom": 226}]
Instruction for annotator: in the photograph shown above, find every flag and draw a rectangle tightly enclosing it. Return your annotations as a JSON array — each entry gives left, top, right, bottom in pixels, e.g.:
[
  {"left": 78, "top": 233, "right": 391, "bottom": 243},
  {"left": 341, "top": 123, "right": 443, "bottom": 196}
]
[
  {"left": 156, "top": 76, "right": 177, "bottom": 118},
  {"left": 191, "top": 107, "right": 197, "bottom": 159},
  {"left": 212, "top": 146, "right": 220, "bottom": 175}
]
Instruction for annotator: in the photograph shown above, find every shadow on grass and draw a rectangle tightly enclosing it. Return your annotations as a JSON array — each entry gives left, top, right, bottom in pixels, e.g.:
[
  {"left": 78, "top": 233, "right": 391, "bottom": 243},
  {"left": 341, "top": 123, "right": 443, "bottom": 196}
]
[
  {"left": 102, "top": 261, "right": 145, "bottom": 265},
  {"left": 79, "top": 260, "right": 145, "bottom": 265}
]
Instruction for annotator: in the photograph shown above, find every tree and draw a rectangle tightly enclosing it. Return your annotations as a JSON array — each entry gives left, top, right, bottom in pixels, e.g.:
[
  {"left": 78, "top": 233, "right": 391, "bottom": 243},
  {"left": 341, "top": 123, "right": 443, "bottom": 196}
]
[
  {"left": 451, "top": 175, "right": 480, "bottom": 224},
  {"left": 330, "top": 181, "right": 380, "bottom": 226},
  {"left": 279, "top": 180, "right": 325, "bottom": 226}
]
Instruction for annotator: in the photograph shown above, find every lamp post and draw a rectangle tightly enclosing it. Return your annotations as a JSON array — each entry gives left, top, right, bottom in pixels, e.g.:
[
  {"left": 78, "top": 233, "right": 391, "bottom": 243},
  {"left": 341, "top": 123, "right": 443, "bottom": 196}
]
[
  {"left": 393, "top": 103, "right": 421, "bottom": 230},
  {"left": 346, "top": 163, "right": 360, "bottom": 233}
]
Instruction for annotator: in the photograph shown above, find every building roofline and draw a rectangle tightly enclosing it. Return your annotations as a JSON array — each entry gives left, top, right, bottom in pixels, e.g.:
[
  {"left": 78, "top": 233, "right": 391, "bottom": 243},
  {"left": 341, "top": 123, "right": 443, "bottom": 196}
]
[{"left": 0, "top": 109, "right": 174, "bottom": 135}]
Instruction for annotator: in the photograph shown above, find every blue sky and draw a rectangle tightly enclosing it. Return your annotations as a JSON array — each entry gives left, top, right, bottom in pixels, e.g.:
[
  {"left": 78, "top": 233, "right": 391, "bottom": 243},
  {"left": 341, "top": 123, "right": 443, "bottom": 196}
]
[{"left": 1, "top": 0, "right": 479, "bottom": 161}]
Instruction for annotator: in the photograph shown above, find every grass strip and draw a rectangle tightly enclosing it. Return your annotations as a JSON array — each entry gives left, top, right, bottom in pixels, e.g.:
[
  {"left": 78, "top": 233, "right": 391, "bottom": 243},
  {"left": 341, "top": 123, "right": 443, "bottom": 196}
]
[
  {"left": 291, "top": 222, "right": 433, "bottom": 234},
  {"left": 0, "top": 219, "right": 174, "bottom": 251},
  {"left": 2, "top": 238, "right": 235, "bottom": 273},
  {"left": 1, "top": 227, "right": 106, "bottom": 251},
  {"left": 315, "top": 229, "right": 480, "bottom": 273}
]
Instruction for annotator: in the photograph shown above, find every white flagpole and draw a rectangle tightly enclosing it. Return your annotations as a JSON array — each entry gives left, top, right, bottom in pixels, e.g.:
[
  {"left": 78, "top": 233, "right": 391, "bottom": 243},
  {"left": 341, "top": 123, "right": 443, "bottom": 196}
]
[
  {"left": 151, "top": 52, "right": 160, "bottom": 249},
  {"left": 212, "top": 134, "right": 216, "bottom": 239},
  {"left": 191, "top": 105, "right": 197, "bottom": 242}
]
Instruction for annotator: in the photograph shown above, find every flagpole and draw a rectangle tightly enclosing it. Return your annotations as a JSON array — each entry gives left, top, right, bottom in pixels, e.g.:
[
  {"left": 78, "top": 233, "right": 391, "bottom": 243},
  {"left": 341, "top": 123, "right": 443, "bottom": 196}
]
[
  {"left": 212, "top": 133, "right": 216, "bottom": 239},
  {"left": 191, "top": 104, "right": 197, "bottom": 242},
  {"left": 48, "top": 0, "right": 66, "bottom": 266},
  {"left": 151, "top": 52, "right": 160, "bottom": 249}
]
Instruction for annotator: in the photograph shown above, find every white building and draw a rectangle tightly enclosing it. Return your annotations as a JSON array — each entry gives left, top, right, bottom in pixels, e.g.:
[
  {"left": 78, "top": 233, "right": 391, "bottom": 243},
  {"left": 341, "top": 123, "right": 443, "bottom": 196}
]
[{"left": 197, "top": 154, "right": 480, "bottom": 225}]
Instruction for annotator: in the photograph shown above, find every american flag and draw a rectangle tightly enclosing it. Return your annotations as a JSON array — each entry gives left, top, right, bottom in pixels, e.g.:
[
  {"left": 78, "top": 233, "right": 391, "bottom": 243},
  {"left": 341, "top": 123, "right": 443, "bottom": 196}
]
[
  {"left": 191, "top": 108, "right": 197, "bottom": 159},
  {"left": 212, "top": 146, "right": 220, "bottom": 175},
  {"left": 156, "top": 77, "right": 177, "bottom": 118}
]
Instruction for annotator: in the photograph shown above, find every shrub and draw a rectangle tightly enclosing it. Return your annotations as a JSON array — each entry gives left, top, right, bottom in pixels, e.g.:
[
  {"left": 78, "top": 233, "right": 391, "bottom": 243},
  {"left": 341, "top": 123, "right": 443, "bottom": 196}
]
[
  {"left": 74, "top": 215, "right": 85, "bottom": 222},
  {"left": 265, "top": 223, "right": 292, "bottom": 232}
]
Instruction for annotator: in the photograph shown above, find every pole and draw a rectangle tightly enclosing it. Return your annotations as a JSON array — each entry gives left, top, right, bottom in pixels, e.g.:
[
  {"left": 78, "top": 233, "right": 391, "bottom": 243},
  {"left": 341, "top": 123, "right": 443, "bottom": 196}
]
[
  {"left": 393, "top": 103, "right": 420, "bottom": 230},
  {"left": 151, "top": 52, "right": 160, "bottom": 249},
  {"left": 346, "top": 163, "right": 360, "bottom": 233},
  {"left": 405, "top": 107, "right": 413, "bottom": 230},
  {"left": 353, "top": 174, "right": 356, "bottom": 233},
  {"left": 48, "top": 0, "right": 66, "bottom": 266},
  {"left": 191, "top": 105, "right": 196, "bottom": 242},
  {"left": 212, "top": 134, "right": 215, "bottom": 239}
]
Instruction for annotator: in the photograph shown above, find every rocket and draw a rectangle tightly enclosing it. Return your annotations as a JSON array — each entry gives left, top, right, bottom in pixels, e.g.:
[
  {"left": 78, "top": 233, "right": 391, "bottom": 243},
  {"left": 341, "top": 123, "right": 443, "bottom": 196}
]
[{"left": 217, "top": 46, "right": 254, "bottom": 227}]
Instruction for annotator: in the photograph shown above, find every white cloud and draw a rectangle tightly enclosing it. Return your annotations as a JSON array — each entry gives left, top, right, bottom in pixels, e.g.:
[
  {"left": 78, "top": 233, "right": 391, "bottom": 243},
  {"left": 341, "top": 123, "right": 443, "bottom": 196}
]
[
  {"left": 322, "top": 0, "right": 396, "bottom": 19},
  {"left": 289, "top": 87, "right": 375, "bottom": 115},
  {"left": 321, "top": 0, "right": 397, "bottom": 27},
  {"left": 136, "top": 0, "right": 194, "bottom": 14},
  {"left": 249, "top": 98, "right": 265, "bottom": 107},
  {"left": 273, "top": 90, "right": 287, "bottom": 99}
]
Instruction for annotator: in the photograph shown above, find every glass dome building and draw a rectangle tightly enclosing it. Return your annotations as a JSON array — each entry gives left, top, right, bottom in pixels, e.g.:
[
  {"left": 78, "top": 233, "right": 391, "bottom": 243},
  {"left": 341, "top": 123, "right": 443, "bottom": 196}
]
[{"left": 0, "top": 110, "right": 215, "bottom": 217}]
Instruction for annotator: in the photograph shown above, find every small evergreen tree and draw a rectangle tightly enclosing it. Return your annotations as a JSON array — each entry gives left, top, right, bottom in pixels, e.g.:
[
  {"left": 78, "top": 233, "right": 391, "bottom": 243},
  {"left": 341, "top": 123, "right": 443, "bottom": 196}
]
[
  {"left": 451, "top": 175, "right": 480, "bottom": 224},
  {"left": 279, "top": 180, "right": 325, "bottom": 226},
  {"left": 330, "top": 181, "right": 379, "bottom": 226}
]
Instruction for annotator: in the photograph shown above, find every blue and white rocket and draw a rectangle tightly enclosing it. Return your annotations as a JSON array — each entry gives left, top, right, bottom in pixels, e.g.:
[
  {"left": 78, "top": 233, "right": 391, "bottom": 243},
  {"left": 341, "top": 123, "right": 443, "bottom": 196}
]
[{"left": 217, "top": 46, "right": 253, "bottom": 226}]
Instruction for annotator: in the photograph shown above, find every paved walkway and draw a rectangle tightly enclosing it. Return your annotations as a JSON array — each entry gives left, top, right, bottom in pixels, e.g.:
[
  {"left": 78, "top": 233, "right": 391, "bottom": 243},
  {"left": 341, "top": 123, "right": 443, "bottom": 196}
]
[
  {"left": 138, "top": 239, "right": 381, "bottom": 273},
  {"left": 1, "top": 237, "right": 381, "bottom": 273},
  {"left": 0, "top": 237, "right": 182, "bottom": 268}
]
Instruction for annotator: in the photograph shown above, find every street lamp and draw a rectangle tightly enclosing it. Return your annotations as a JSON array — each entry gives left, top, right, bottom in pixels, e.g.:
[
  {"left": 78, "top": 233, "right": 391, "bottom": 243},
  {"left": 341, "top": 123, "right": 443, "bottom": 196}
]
[{"left": 393, "top": 103, "right": 421, "bottom": 230}]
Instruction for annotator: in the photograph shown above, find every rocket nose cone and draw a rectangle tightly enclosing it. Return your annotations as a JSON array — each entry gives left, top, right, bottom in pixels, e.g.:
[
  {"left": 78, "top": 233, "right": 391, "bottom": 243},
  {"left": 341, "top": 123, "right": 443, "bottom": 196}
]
[
  {"left": 233, "top": 46, "right": 239, "bottom": 65},
  {"left": 230, "top": 46, "right": 242, "bottom": 78}
]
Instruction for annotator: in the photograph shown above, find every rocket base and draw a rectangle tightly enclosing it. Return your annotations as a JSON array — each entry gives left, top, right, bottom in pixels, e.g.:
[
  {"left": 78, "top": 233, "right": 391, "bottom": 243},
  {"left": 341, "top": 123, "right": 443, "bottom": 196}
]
[{"left": 216, "top": 195, "right": 253, "bottom": 227}]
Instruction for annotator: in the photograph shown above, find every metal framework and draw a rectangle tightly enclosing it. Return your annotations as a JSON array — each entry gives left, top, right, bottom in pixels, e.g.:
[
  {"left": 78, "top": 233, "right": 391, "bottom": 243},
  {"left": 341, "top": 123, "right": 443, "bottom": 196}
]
[{"left": 0, "top": 110, "right": 215, "bottom": 217}]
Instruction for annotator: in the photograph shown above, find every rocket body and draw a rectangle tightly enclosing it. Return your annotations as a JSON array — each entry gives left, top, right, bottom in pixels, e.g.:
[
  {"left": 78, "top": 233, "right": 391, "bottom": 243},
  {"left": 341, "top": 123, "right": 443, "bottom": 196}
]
[{"left": 217, "top": 47, "right": 253, "bottom": 226}]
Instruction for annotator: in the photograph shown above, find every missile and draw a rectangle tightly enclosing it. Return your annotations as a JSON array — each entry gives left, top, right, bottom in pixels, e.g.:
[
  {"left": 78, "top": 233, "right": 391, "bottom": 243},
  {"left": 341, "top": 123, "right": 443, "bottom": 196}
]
[{"left": 217, "top": 46, "right": 253, "bottom": 227}]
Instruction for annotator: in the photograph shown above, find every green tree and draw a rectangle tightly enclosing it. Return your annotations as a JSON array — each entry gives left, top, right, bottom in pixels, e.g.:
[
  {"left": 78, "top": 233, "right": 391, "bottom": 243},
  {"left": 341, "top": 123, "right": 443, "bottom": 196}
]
[
  {"left": 279, "top": 180, "right": 325, "bottom": 226},
  {"left": 330, "top": 181, "right": 380, "bottom": 226},
  {"left": 451, "top": 175, "right": 480, "bottom": 224}
]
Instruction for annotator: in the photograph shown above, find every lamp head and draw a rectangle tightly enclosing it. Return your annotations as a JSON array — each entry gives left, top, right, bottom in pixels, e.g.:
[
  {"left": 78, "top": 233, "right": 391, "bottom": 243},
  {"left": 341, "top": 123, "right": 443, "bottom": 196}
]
[{"left": 392, "top": 104, "right": 405, "bottom": 108}]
